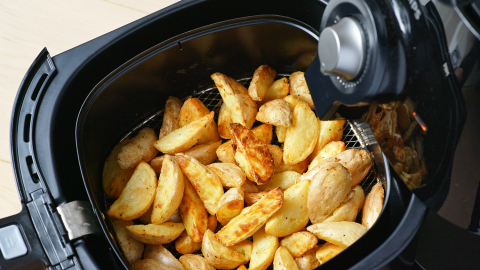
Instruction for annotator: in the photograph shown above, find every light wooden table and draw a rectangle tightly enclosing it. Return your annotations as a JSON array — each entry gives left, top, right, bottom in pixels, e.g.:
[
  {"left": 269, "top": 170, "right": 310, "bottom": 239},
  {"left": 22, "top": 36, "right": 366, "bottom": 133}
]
[{"left": 0, "top": 0, "right": 179, "bottom": 219}]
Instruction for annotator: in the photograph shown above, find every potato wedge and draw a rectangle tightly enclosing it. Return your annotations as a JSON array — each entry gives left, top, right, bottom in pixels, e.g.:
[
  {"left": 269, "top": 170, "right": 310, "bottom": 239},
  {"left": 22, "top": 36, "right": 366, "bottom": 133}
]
[
  {"left": 131, "top": 258, "right": 177, "bottom": 270},
  {"left": 275, "top": 159, "right": 308, "bottom": 174},
  {"left": 280, "top": 231, "right": 317, "bottom": 258},
  {"left": 215, "top": 188, "right": 283, "bottom": 246},
  {"left": 180, "top": 179, "right": 208, "bottom": 243},
  {"left": 315, "top": 243, "right": 345, "bottom": 264},
  {"left": 183, "top": 140, "right": 222, "bottom": 165},
  {"left": 103, "top": 138, "right": 135, "bottom": 198},
  {"left": 218, "top": 102, "right": 233, "bottom": 139},
  {"left": 265, "top": 180, "right": 310, "bottom": 237},
  {"left": 328, "top": 149, "right": 374, "bottom": 187},
  {"left": 176, "top": 215, "right": 217, "bottom": 254},
  {"left": 159, "top": 96, "right": 182, "bottom": 139},
  {"left": 283, "top": 95, "right": 301, "bottom": 110},
  {"left": 362, "top": 182, "right": 384, "bottom": 229},
  {"left": 248, "top": 65, "right": 277, "bottom": 101},
  {"left": 307, "top": 221, "right": 367, "bottom": 248},
  {"left": 309, "top": 119, "right": 345, "bottom": 162},
  {"left": 144, "top": 245, "right": 184, "bottom": 270},
  {"left": 176, "top": 154, "right": 224, "bottom": 215},
  {"left": 217, "top": 188, "right": 245, "bottom": 225},
  {"left": 250, "top": 227, "right": 279, "bottom": 270},
  {"left": 294, "top": 247, "right": 320, "bottom": 270},
  {"left": 268, "top": 144, "right": 283, "bottom": 170},
  {"left": 212, "top": 72, "right": 257, "bottom": 129},
  {"left": 256, "top": 100, "right": 293, "bottom": 127},
  {"left": 238, "top": 265, "right": 248, "bottom": 270},
  {"left": 307, "top": 162, "right": 352, "bottom": 224},
  {"left": 151, "top": 155, "right": 185, "bottom": 224},
  {"left": 324, "top": 185, "right": 365, "bottom": 223},
  {"left": 276, "top": 126, "right": 287, "bottom": 143},
  {"left": 107, "top": 162, "right": 157, "bottom": 220},
  {"left": 283, "top": 101, "right": 319, "bottom": 165},
  {"left": 244, "top": 191, "right": 269, "bottom": 206},
  {"left": 308, "top": 141, "right": 346, "bottom": 171},
  {"left": 150, "top": 155, "right": 164, "bottom": 176},
  {"left": 274, "top": 246, "right": 300, "bottom": 270},
  {"left": 154, "top": 112, "right": 214, "bottom": 154},
  {"left": 217, "top": 140, "right": 236, "bottom": 163},
  {"left": 230, "top": 123, "right": 275, "bottom": 184},
  {"left": 258, "top": 171, "right": 300, "bottom": 191},
  {"left": 111, "top": 219, "right": 144, "bottom": 265},
  {"left": 241, "top": 179, "right": 259, "bottom": 193},
  {"left": 258, "top": 77, "right": 290, "bottom": 106},
  {"left": 138, "top": 204, "right": 154, "bottom": 224},
  {"left": 207, "top": 163, "right": 246, "bottom": 188},
  {"left": 118, "top": 127, "right": 159, "bottom": 169},
  {"left": 126, "top": 223, "right": 185, "bottom": 245},
  {"left": 231, "top": 240, "right": 253, "bottom": 263},
  {"left": 202, "top": 230, "right": 246, "bottom": 269},
  {"left": 179, "top": 98, "right": 220, "bottom": 144},
  {"left": 289, "top": 71, "right": 314, "bottom": 110},
  {"left": 251, "top": 123, "right": 273, "bottom": 144},
  {"left": 179, "top": 254, "right": 215, "bottom": 270}
]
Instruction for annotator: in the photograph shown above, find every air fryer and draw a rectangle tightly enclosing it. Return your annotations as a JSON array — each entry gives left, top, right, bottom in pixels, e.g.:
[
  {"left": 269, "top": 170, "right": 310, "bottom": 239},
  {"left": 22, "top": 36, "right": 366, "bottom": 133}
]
[{"left": 1, "top": 0, "right": 477, "bottom": 269}]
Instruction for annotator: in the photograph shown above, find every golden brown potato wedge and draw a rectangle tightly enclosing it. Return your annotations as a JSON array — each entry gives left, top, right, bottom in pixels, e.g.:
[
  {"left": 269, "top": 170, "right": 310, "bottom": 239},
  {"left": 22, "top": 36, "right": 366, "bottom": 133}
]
[
  {"left": 248, "top": 65, "right": 277, "bottom": 101},
  {"left": 307, "top": 162, "right": 352, "bottom": 224},
  {"left": 308, "top": 141, "right": 346, "bottom": 171},
  {"left": 180, "top": 179, "right": 208, "bottom": 243},
  {"left": 230, "top": 123, "right": 275, "bottom": 185},
  {"left": 289, "top": 71, "right": 314, "bottom": 110},
  {"left": 241, "top": 179, "right": 259, "bottom": 193},
  {"left": 103, "top": 138, "right": 135, "bottom": 198},
  {"left": 307, "top": 221, "right": 367, "bottom": 248},
  {"left": 126, "top": 223, "right": 185, "bottom": 245},
  {"left": 309, "top": 119, "right": 346, "bottom": 162},
  {"left": 111, "top": 219, "right": 144, "bottom": 266},
  {"left": 175, "top": 215, "right": 217, "bottom": 254},
  {"left": 249, "top": 227, "right": 279, "bottom": 270},
  {"left": 238, "top": 265, "right": 248, "bottom": 270},
  {"left": 283, "top": 101, "right": 319, "bottom": 165},
  {"left": 154, "top": 112, "right": 214, "bottom": 154},
  {"left": 251, "top": 123, "right": 273, "bottom": 144},
  {"left": 280, "top": 231, "right": 318, "bottom": 258},
  {"left": 151, "top": 155, "right": 185, "bottom": 224},
  {"left": 265, "top": 180, "right": 310, "bottom": 237},
  {"left": 183, "top": 140, "right": 222, "bottom": 165},
  {"left": 202, "top": 230, "right": 246, "bottom": 269},
  {"left": 218, "top": 102, "right": 233, "bottom": 139},
  {"left": 324, "top": 185, "right": 365, "bottom": 223},
  {"left": 244, "top": 191, "right": 269, "bottom": 206},
  {"left": 276, "top": 126, "right": 287, "bottom": 143},
  {"left": 275, "top": 159, "right": 309, "bottom": 174},
  {"left": 144, "top": 245, "right": 185, "bottom": 270},
  {"left": 258, "top": 77, "right": 290, "bottom": 106},
  {"left": 207, "top": 163, "right": 246, "bottom": 188},
  {"left": 258, "top": 171, "right": 300, "bottom": 191},
  {"left": 217, "top": 140, "right": 236, "bottom": 164},
  {"left": 328, "top": 149, "right": 374, "bottom": 187},
  {"left": 216, "top": 187, "right": 244, "bottom": 226},
  {"left": 131, "top": 258, "right": 177, "bottom": 270},
  {"left": 117, "top": 127, "right": 159, "bottom": 169},
  {"left": 149, "top": 155, "right": 164, "bottom": 176},
  {"left": 315, "top": 243, "right": 345, "bottom": 265},
  {"left": 294, "top": 247, "right": 320, "bottom": 270},
  {"left": 176, "top": 154, "right": 224, "bottom": 215},
  {"left": 179, "top": 98, "right": 220, "bottom": 145},
  {"left": 212, "top": 72, "right": 257, "bottom": 129},
  {"left": 362, "top": 182, "right": 384, "bottom": 229},
  {"left": 231, "top": 240, "right": 253, "bottom": 263},
  {"left": 268, "top": 144, "right": 283, "bottom": 170},
  {"left": 159, "top": 96, "right": 182, "bottom": 139},
  {"left": 179, "top": 254, "right": 215, "bottom": 270},
  {"left": 107, "top": 162, "right": 157, "bottom": 221},
  {"left": 256, "top": 100, "right": 293, "bottom": 127},
  {"left": 274, "top": 246, "right": 300, "bottom": 270},
  {"left": 215, "top": 188, "right": 283, "bottom": 246}
]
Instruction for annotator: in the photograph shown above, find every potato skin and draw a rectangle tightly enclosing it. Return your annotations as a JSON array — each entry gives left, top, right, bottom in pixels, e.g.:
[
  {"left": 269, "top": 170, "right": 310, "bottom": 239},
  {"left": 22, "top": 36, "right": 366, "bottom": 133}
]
[
  {"left": 258, "top": 77, "right": 290, "bottom": 106},
  {"left": 307, "top": 162, "right": 352, "bottom": 224},
  {"left": 289, "top": 71, "right": 314, "bottom": 110},
  {"left": 207, "top": 163, "right": 246, "bottom": 188},
  {"left": 126, "top": 223, "right": 185, "bottom": 245},
  {"left": 202, "top": 230, "right": 246, "bottom": 269},
  {"left": 309, "top": 141, "right": 346, "bottom": 170},
  {"left": 273, "top": 246, "right": 300, "bottom": 270},
  {"left": 117, "top": 127, "right": 159, "bottom": 169},
  {"left": 256, "top": 99, "right": 293, "bottom": 127},
  {"left": 184, "top": 140, "right": 222, "bottom": 165},
  {"left": 280, "top": 231, "right": 318, "bottom": 258},
  {"left": 295, "top": 247, "right": 320, "bottom": 270},
  {"left": 111, "top": 219, "right": 144, "bottom": 266},
  {"left": 362, "top": 182, "right": 384, "bottom": 229},
  {"left": 131, "top": 258, "right": 177, "bottom": 270},
  {"left": 329, "top": 149, "right": 374, "bottom": 187},
  {"left": 179, "top": 254, "right": 215, "bottom": 270},
  {"left": 307, "top": 221, "right": 367, "bottom": 248},
  {"left": 218, "top": 102, "right": 233, "bottom": 139},
  {"left": 180, "top": 180, "right": 208, "bottom": 243},
  {"left": 248, "top": 65, "right": 277, "bottom": 101},
  {"left": 159, "top": 96, "right": 182, "bottom": 139},
  {"left": 324, "top": 185, "right": 365, "bottom": 223},
  {"left": 102, "top": 138, "right": 134, "bottom": 198},
  {"left": 143, "top": 245, "right": 184, "bottom": 270},
  {"left": 309, "top": 119, "right": 345, "bottom": 162},
  {"left": 216, "top": 188, "right": 244, "bottom": 226}
]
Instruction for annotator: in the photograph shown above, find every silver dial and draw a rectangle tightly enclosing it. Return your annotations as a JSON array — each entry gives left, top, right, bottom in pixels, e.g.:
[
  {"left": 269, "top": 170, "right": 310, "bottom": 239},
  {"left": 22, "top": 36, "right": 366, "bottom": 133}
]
[{"left": 318, "top": 17, "right": 365, "bottom": 81}]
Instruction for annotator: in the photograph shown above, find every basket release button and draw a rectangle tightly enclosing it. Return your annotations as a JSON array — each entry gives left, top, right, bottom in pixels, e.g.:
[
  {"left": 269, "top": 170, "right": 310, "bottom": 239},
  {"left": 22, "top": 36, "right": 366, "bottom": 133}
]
[{"left": 0, "top": 225, "right": 28, "bottom": 260}]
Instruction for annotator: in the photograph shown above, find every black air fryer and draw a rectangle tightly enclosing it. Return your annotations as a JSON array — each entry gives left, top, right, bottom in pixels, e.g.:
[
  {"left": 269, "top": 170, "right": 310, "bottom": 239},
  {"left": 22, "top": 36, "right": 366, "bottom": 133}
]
[{"left": 2, "top": 0, "right": 480, "bottom": 269}]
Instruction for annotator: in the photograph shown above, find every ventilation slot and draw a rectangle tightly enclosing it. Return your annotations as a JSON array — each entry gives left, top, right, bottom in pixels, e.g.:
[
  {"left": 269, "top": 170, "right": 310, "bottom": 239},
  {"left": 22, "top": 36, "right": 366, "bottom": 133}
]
[
  {"left": 24, "top": 114, "right": 31, "bottom": 142},
  {"left": 26, "top": 156, "right": 39, "bottom": 183},
  {"left": 31, "top": 73, "right": 48, "bottom": 101}
]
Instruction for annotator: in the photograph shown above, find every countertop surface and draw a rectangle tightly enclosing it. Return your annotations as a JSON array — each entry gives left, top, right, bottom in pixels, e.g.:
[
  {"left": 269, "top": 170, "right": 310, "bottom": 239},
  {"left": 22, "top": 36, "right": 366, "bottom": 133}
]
[{"left": 0, "top": 0, "right": 178, "bottom": 219}]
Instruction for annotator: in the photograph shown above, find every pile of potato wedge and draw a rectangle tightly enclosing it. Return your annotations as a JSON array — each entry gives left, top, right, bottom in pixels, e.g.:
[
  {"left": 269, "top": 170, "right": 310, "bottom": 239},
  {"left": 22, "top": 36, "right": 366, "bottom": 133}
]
[{"left": 102, "top": 65, "right": 385, "bottom": 270}]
